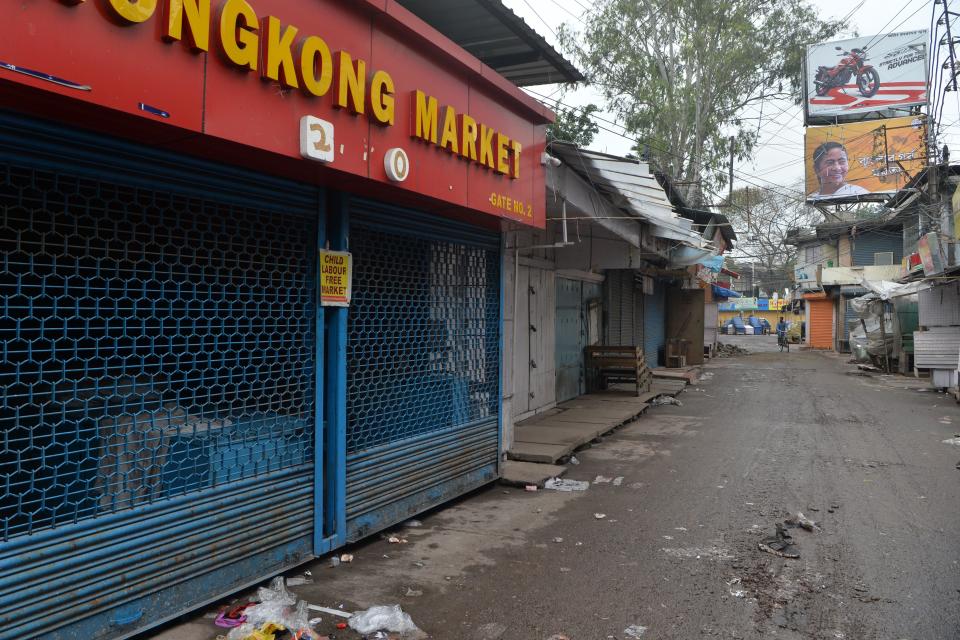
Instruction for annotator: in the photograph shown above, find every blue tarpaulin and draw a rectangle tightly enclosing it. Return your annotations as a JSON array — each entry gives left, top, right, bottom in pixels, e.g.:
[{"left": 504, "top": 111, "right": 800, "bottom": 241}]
[{"left": 712, "top": 284, "right": 741, "bottom": 299}]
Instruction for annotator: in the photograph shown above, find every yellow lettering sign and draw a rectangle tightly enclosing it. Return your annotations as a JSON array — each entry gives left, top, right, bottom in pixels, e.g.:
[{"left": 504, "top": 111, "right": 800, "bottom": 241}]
[
  {"left": 298, "top": 35, "right": 333, "bottom": 97},
  {"left": 413, "top": 90, "right": 438, "bottom": 144},
  {"left": 511, "top": 140, "right": 522, "bottom": 179},
  {"left": 439, "top": 106, "right": 458, "bottom": 154},
  {"left": 459, "top": 114, "right": 478, "bottom": 162},
  {"left": 262, "top": 15, "right": 299, "bottom": 87},
  {"left": 219, "top": 0, "right": 258, "bottom": 71},
  {"left": 334, "top": 52, "right": 365, "bottom": 114},
  {"left": 162, "top": 0, "right": 210, "bottom": 51},
  {"left": 369, "top": 70, "right": 395, "bottom": 126},
  {"left": 107, "top": 0, "right": 157, "bottom": 23},
  {"left": 478, "top": 124, "right": 495, "bottom": 169}
]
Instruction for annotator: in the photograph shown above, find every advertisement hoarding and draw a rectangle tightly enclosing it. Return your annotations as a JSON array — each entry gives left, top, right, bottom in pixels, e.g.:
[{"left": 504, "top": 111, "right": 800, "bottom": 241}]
[
  {"left": 804, "top": 116, "right": 926, "bottom": 202},
  {"left": 805, "top": 30, "right": 927, "bottom": 121}
]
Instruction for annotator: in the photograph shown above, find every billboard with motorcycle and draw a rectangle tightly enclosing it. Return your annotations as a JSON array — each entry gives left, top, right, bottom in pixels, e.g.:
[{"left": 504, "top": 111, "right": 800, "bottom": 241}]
[
  {"left": 804, "top": 116, "right": 926, "bottom": 202},
  {"left": 805, "top": 30, "right": 927, "bottom": 121}
]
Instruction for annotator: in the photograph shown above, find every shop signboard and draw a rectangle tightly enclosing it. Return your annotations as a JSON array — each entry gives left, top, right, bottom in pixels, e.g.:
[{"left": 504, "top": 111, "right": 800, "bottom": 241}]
[
  {"left": 804, "top": 116, "right": 926, "bottom": 202},
  {"left": 0, "top": 0, "right": 549, "bottom": 228},
  {"left": 805, "top": 31, "right": 927, "bottom": 122}
]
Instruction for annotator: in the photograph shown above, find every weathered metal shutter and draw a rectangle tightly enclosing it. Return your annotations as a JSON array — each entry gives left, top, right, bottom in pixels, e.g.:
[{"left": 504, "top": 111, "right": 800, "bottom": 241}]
[
  {"left": 918, "top": 283, "right": 960, "bottom": 327},
  {"left": 556, "top": 278, "right": 583, "bottom": 403},
  {"left": 851, "top": 231, "right": 903, "bottom": 266},
  {"left": 605, "top": 270, "right": 637, "bottom": 346},
  {"left": 644, "top": 283, "right": 666, "bottom": 368},
  {"left": 843, "top": 298, "right": 858, "bottom": 340},
  {"left": 0, "top": 114, "right": 320, "bottom": 639},
  {"left": 808, "top": 299, "right": 834, "bottom": 349},
  {"left": 345, "top": 199, "right": 500, "bottom": 541}
]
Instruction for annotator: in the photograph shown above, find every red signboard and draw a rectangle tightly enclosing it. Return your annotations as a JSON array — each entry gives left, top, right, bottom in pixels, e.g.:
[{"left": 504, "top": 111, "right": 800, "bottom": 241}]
[{"left": 0, "top": 0, "right": 550, "bottom": 228}]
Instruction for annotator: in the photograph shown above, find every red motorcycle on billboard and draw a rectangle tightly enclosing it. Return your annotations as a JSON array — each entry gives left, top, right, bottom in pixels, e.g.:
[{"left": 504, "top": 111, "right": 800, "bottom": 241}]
[{"left": 814, "top": 46, "right": 880, "bottom": 98}]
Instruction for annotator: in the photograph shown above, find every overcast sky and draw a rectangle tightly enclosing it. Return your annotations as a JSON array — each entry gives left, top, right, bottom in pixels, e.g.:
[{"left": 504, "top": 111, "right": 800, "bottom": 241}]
[{"left": 502, "top": 0, "right": 955, "bottom": 201}]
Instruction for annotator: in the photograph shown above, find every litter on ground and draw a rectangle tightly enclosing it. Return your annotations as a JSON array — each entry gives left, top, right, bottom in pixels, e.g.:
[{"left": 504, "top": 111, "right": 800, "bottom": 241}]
[
  {"left": 758, "top": 523, "right": 800, "bottom": 559},
  {"left": 544, "top": 478, "right": 590, "bottom": 491}
]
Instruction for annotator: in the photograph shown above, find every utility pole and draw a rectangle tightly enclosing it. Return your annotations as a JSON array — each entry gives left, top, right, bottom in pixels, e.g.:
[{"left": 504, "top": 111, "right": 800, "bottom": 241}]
[{"left": 728, "top": 135, "right": 735, "bottom": 203}]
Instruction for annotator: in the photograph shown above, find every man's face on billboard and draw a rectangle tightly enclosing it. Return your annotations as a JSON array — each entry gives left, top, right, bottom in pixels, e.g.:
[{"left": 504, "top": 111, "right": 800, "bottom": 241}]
[{"left": 816, "top": 148, "right": 848, "bottom": 190}]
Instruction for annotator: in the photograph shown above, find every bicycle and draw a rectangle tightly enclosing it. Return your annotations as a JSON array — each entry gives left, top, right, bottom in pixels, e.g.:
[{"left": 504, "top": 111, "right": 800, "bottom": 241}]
[{"left": 777, "top": 330, "right": 790, "bottom": 353}]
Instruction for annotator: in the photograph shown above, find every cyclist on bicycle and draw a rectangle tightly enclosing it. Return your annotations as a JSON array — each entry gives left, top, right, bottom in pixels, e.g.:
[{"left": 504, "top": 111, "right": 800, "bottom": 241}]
[{"left": 776, "top": 316, "right": 789, "bottom": 352}]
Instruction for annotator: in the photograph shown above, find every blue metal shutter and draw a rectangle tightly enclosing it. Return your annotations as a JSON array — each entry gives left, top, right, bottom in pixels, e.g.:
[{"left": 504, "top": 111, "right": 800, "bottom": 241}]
[
  {"left": 643, "top": 283, "right": 666, "bottom": 369},
  {"left": 844, "top": 298, "right": 859, "bottom": 343},
  {"left": 851, "top": 231, "right": 903, "bottom": 266},
  {"left": 344, "top": 199, "right": 499, "bottom": 541},
  {"left": 605, "top": 270, "right": 637, "bottom": 346},
  {"left": 0, "top": 113, "right": 320, "bottom": 640},
  {"left": 555, "top": 278, "right": 582, "bottom": 402}
]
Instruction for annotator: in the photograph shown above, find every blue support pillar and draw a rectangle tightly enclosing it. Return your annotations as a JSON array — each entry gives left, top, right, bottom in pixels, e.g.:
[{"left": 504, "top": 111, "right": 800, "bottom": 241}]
[
  {"left": 313, "top": 189, "right": 328, "bottom": 557},
  {"left": 324, "top": 192, "right": 349, "bottom": 548}
]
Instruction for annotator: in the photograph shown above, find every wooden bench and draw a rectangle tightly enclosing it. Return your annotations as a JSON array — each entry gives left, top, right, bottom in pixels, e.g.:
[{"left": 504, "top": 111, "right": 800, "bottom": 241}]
[{"left": 585, "top": 345, "right": 652, "bottom": 397}]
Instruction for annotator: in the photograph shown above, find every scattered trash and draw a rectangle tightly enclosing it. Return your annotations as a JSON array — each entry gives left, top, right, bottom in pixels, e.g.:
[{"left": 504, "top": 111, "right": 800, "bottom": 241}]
[
  {"left": 942, "top": 437, "right": 960, "bottom": 446},
  {"left": 651, "top": 396, "right": 683, "bottom": 407},
  {"left": 594, "top": 513, "right": 606, "bottom": 520},
  {"left": 525, "top": 485, "right": 538, "bottom": 492},
  {"left": 727, "top": 577, "right": 747, "bottom": 598},
  {"left": 544, "top": 477, "right": 589, "bottom": 492},
  {"left": 215, "top": 602, "right": 253, "bottom": 628},
  {"left": 404, "top": 588, "right": 423, "bottom": 597},
  {"left": 387, "top": 536, "right": 405, "bottom": 544},
  {"left": 785, "top": 512, "right": 821, "bottom": 532},
  {"left": 306, "top": 605, "right": 352, "bottom": 619},
  {"left": 716, "top": 343, "right": 750, "bottom": 357},
  {"left": 225, "top": 578, "right": 312, "bottom": 640},
  {"left": 612, "top": 476, "right": 624, "bottom": 486},
  {"left": 674, "top": 527, "right": 688, "bottom": 532},
  {"left": 348, "top": 605, "right": 424, "bottom": 638},
  {"left": 329, "top": 557, "right": 340, "bottom": 568},
  {"left": 559, "top": 567, "right": 571, "bottom": 573},
  {"left": 403, "top": 519, "right": 423, "bottom": 528},
  {"left": 569, "top": 456, "right": 580, "bottom": 465},
  {"left": 336, "top": 622, "right": 348, "bottom": 630},
  {"left": 308, "top": 617, "right": 323, "bottom": 626},
  {"left": 340, "top": 554, "right": 354, "bottom": 563},
  {"left": 624, "top": 624, "right": 648, "bottom": 637},
  {"left": 552, "top": 537, "right": 564, "bottom": 543},
  {"left": 412, "top": 561, "right": 425, "bottom": 568},
  {"left": 594, "top": 475, "right": 612, "bottom": 484},
  {"left": 286, "top": 576, "right": 313, "bottom": 586},
  {"left": 757, "top": 524, "right": 800, "bottom": 559},
  {"left": 662, "top": 535, "right": 673, "bottom": 540},
  {"left": 661, "top": 546, "right": 734, "bottom": 560}
]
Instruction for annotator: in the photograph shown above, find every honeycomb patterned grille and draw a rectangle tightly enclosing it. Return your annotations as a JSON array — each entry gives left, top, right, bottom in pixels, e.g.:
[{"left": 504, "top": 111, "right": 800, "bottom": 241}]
[
  {"left": 346, "top": 224, "right": 500, "bottom": 453},
  {"left": 0, "top": 165, "right": 316, "bottom": 541}
]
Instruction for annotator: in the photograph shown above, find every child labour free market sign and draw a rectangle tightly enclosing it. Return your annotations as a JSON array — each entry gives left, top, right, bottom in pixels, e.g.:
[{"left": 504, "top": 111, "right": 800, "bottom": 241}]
[{"left": 320, "top": 250, "right": 352, "bottom": 307}]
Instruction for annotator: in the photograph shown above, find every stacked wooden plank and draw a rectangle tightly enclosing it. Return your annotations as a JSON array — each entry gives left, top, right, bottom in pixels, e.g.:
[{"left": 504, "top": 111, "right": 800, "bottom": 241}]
[
  {"left": 584, "top": 345, "right": 652, "bottom": 397},
  {"left": 913, "top": 327, "right": 960, "bottom": 368}
]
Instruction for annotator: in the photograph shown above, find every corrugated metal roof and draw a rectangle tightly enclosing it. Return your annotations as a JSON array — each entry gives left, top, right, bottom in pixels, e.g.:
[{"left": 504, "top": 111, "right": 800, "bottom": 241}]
[
  {"left": 549, "top": 143, "right": 707, "bottom": 246},
  {"left": 395, "top": 0, "right": 584, "bottom": 86}
]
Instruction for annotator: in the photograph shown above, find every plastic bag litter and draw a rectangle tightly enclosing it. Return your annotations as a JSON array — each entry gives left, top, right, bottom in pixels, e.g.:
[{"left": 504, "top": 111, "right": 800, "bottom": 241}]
[
  {"left": 544, "top": 477, "right": 590, "bottom": 492},
  {"left": 651, "top": 396, "right": 682, "bottom": 406},
  {"left": 348, "top": 605, "right": 424, "bottom": 638},
  {"left": 227, "top": 578, "right": 310, "bottom": 639}
]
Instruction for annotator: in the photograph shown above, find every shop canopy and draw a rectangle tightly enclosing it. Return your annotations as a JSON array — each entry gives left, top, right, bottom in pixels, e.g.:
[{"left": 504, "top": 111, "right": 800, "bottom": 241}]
[
  {"left": 548, "top": 144, "right": 708, "bottom": 247},
  {"left": 396, "top": 0, "right": 583, "bottom": 86},
  {"left": 712, "top": 284, "right": 741, "bottom": 299}
]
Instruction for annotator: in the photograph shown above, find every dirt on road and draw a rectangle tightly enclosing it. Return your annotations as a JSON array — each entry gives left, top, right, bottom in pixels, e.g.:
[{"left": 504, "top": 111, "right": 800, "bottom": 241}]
[{"left": 154, "top": 348, "right": 960, "bottom": 640}]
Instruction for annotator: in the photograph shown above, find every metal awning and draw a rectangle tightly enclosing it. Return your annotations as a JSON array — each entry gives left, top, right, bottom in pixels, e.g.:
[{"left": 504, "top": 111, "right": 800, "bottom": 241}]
[
  {"left": 549, "top": 143, "right": 707, "bottom": 247},
  {"left": 395, "top": 0, "right": 584, "bottom": 86}
]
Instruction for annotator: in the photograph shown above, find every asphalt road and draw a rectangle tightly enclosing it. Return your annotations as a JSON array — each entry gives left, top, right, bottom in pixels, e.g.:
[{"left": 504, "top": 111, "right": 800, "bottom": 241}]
[{"left": 155, "top": 347, "right": 960, "bottom": 640}]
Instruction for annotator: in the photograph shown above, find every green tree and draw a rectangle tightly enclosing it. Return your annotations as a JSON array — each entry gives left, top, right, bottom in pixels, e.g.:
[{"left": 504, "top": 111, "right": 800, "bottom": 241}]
[
  {"left": 559, "top": 0, "right": 841, "bottom": 203},
  {"left": 547, "top": 102, "right": 601, "bottom": 147}
]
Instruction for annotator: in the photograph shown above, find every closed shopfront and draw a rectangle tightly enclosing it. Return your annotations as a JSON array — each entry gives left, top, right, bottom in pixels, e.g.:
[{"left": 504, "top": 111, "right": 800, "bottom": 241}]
[
  {"left": 1, "top": 0, "right": 553, "bottom": 636},
  {"left": 806, "top": 295, "right": 834, "bottom": 349}
]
